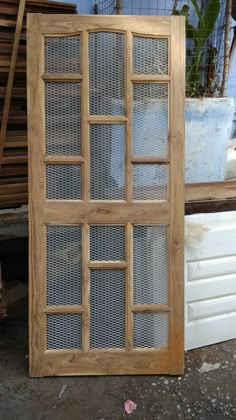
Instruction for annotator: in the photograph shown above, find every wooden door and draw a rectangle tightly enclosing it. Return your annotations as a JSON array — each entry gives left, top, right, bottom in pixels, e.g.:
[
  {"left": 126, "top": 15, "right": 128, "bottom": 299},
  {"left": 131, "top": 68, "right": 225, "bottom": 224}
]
[{"left": 28, "top": 14, "right": 185, "bottom": 376}]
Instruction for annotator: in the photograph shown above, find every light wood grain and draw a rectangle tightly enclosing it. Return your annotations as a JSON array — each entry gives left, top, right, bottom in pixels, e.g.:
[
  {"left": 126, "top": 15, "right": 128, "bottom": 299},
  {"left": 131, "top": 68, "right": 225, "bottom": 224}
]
[
  {"left": 27, "top": 13, "right": 46, "bottom": 377},
  {"left": 169, "top": 15, "right": 185, "bottom": 375},
  {"left": 42, "top": 73, "right": 82, "bottom": 81},
  {"left": 39, "top": 15, "right": 172, "bottom": 36},
  {"left": 185, "top": 181, "right": 236, "bottom": 202},
  {"left": 43, "top": 202, "right": 170, "bottom": 224},
  {"left": 41, "top": 349, "right": 170, "bottom": 376}
]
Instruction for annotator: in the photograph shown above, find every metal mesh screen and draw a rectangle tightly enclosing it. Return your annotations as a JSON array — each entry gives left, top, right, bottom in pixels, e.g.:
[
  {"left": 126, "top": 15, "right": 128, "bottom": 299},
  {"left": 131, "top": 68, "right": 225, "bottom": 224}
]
[
  {"left": 90, "top": 270, "right": 125, "bottom": 348},
  {"left": 133, "top": 164, "right": 168, "bottom": 200},
  {"left": 45, "top": 82, "right": 81, "bottom": 156},
  {"left": 45, "top": 36, "right": 80, "bottom": 74},
  {"left": 90, "top": 124, "right": 125, "bottom": 200},
  {"left": 46, "top": 225, "right": 82, "bottom": 305},
  {"left": 133, "top": 226, "right": 167, "bottom": 304},
  {"left": 46, "top": 165, "right": 82, "bottom": 200},
  {"left": 90, "top": 225, "right": 125, "bottom": 261},
  {"left": 133, "top": 313, "right": 168, "bottom": 348},
  {"left": 133, "top": 36, "right": 168, "bottom": 75},
  {"left": 89, "top": 32, "right": 124, "bottom": 115},
  {"left": 132, "top": 83, "right": 168, "bottom": 157},
  {"left": 47, "top": 313, "right": 82, "bottom": 350}
]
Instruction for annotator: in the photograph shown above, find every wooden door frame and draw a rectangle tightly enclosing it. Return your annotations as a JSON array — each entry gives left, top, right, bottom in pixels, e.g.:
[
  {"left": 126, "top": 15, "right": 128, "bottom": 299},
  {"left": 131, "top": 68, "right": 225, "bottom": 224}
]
[{"left": 27, "top": 14, "right": 185, "bottom": 376}]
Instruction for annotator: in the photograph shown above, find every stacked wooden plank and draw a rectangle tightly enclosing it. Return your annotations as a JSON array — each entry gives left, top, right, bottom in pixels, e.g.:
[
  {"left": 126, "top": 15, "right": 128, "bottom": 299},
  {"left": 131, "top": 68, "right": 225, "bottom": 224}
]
[{"left": 0, "top": 0, "right": 77, "bottom": 209}]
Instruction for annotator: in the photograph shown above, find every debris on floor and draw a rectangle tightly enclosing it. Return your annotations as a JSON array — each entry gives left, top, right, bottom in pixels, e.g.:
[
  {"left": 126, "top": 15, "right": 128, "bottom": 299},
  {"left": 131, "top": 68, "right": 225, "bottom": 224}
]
[
  {"left": 199, "top": 362, "right": 221, "bottom": 373},
  {"left": 59, "top": 385, "right": 67, "bottom": 398},
  {"left": 123, "top": 400, "right": 137, "bottom": 414}
]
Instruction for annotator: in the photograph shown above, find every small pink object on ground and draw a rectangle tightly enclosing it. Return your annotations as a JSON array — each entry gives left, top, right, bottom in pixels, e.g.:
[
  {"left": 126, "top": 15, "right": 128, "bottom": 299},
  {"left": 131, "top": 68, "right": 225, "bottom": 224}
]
[{"left": 123, "top": 400, "right": 137, "bottom": 414}]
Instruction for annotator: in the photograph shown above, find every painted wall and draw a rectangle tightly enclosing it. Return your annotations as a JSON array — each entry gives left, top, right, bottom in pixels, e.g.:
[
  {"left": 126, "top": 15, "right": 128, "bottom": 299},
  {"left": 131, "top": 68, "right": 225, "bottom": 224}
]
[{"left": 62, "top": 0, "right": 236, "bottom": 105}]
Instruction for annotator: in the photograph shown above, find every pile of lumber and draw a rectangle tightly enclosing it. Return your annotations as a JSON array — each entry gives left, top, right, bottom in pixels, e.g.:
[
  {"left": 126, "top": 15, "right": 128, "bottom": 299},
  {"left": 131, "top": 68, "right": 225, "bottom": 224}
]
[{"left": 0, "top": 0, "right": 77, "bottom": 209}]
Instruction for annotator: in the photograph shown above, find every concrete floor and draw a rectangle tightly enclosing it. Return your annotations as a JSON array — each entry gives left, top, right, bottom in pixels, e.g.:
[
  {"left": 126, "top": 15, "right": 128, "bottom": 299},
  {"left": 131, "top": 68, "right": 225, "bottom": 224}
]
[
  {"left": 1, "top": 294, "right": 236, "bottom": 419},
  {"left": 0, "top": 239, "right": 236, "bottom": 419}
]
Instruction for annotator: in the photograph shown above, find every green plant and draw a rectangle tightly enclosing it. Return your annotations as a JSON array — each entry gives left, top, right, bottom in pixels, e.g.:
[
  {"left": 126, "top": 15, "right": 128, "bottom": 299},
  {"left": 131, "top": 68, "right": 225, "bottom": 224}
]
[{"left": 173, "top": 0, "right": 220, "bottom": 96}]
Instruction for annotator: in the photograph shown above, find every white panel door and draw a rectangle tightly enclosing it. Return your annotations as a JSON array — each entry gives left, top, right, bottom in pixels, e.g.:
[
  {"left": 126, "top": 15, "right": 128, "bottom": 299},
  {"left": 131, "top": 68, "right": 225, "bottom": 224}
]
[{"left": 185, "top": 211, "right": 236, "bottom": 351}]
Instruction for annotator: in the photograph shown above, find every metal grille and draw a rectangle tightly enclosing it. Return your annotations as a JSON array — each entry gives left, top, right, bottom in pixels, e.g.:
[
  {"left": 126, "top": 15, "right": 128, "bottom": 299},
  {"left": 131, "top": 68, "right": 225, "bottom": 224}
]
[
  {"left": 133, "top": 226, "right": 167, "bottom": 304},
  {"left": 133, "top": 36, "right": 168, "bottom": 75},
  {"left": 47, "top": 314, "right": 82, "bottom": 350},
  {"left": 45, "top": 36, "right": 80, "bottom": 73},
  {"left": 133, "top": 313, "right": 168, "bottom": 348},
  {"left": 132, "top": 83, "right": 168, "bottom": 157},
  {"left": 90, "top": 270, "right": 125, "bottom": 348},
  {"left": 90, "top": 124, "right": 125, "bottom": 200},
  {"left": 46, "top": 165, "right": 82, "bottom": 200},
  {"left": 133, "top": 164, "right": 168, "bottom": 200},
  {"left": 45, "top": 82, "right": 81, "bottom": 156},
  {"left": 46, "top": 226, "right": 82, "bottom": 305},
  {"left": 90, "top": 225, "right": 125, "bottom": 261},
  {"left": 89, "top": 32, "right": 124, "bottom": 115}
]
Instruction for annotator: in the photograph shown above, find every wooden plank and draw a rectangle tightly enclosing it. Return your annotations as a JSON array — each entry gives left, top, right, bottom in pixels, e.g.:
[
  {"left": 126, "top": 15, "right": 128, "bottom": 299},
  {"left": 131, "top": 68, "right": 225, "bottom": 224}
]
[
  {"left": 27, "top": 13, "right": 45, "bottom": 377},
  {"left": 44, "top": 156, "right": 84, "bottom": 164},
  {"left": 88, "top": 261, "right": 127, "bottom": 269},
  {"left": 43, "top": 305, "right": 84, "bottom": 313},
  {"left": 82, "top": 30, "right": 89, "bottom": 202},
  {"left": 42, "top": 73, "right": 82, "bottom": 81},
  {"left": 132, "top": 304, "right": 170, "bottom": 312},
  {"left": 43, "top": 202, "right": 170, "bottom": 224},
  {"left": 0, "top": 0, "right": 26, "bottom": 164},
  {"left": 1, "top": 155, "right": 27, "bottom": 164},
  {"left": 0, "top": 182, "right": 27, "bottom": 194},
  {"left": 185, "top": 181, "right": 236, "bottom": 202},
  {"left": 41, "top": 349, "right": 170, "bottom": 376},
  {"left": 39, "top": 15, "right": 172, "bottom": 35},
  {"left": 82, "top": 223, "right": 90, "bottom": 352},
  {"left": 125, "top": 223, "right": 133, "bottom": 351},
  {"left": 87, "top": 116, "right": 127, "bottom": 123},
  {"left": 131, "top": 74, "right": 171, "bottom": 82},
  {"left": 126, "top": 31, "right": 132, "bottom": 202},
  {"left": 169, "top": 15, "right": 185, "bottom": 375},
  {"left": 131, "top": 156, "right": 169, "bottom": 163}
]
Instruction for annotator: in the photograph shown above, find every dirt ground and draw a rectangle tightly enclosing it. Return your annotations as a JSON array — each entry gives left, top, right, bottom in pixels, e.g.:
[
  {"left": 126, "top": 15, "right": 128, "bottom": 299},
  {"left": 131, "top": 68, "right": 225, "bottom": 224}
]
[{"left": 0, "top": 239, "right": 236, "bottom": 419}]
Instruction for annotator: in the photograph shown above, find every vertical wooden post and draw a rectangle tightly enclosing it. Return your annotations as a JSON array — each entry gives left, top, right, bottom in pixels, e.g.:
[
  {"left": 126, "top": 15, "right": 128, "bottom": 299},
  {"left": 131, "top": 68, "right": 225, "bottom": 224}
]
[
  {"left": 0, "top": 0, "right": 26, "bottom": 165},
  {"left": 222, "top": 0, "right": 232, "bottom": 96}
]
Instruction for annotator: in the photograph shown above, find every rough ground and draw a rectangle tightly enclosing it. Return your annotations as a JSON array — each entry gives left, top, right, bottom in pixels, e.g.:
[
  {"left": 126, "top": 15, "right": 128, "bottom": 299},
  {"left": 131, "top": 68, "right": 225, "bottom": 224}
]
[{"left": 1, "top": 292, "right": 236, "bottom": 420}]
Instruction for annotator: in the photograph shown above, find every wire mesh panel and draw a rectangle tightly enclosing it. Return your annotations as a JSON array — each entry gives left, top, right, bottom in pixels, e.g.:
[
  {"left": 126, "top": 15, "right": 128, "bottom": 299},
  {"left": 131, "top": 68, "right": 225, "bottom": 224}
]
[
  {"left": 90, "top": 270, "right": 125, "bottom": 348},
  {"left": 133, "top": 313, "right": 168, "bottom": 348},
  {"left": 89, "top": 32, "right": 124, "bottom": 115},
  {"left": 45, "top": 36, "right": 81, "bottom": 74},
  {"left": 47, "top": 313, "right": 82, "bottom": 350},
  {"left": 133, "top": 36, "right": 168, "bottom": 75},
  {"left": 90, "top": 124, "right": 125, "bottom": 200},
  {"left": 46, "top": 165, "right": 82, "bottom": 200},
  {"left": 133, "top": 225, "right": 168, "bottom": 305},
  {"left": 133, "top": 164, "right": 168, "bottom": 200},
  {"left": 90, "top": 225, "right": 125, "bottom": 261},
  {"left": 132, "top": 83, "right": 168, "bottom": 156},
  {"left": 45, "top": 82, "right": 81, "bottom": 156},
  {"left": 46, "top": 225, "right": 82, "bottom": 305}
]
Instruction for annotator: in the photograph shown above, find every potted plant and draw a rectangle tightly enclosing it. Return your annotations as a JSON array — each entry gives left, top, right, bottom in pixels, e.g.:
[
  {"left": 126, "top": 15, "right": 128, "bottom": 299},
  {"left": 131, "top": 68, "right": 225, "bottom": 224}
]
[{"left": 174, "top": 0, "right": 235, "bottom": 183}]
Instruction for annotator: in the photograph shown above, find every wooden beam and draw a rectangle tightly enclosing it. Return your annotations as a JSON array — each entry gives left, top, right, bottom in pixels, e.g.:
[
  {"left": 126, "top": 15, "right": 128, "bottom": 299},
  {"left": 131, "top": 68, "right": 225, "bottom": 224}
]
[
  {"left": 185, "top": 181, "right": 236, "bottom": 202},
  {"left": 0, "top": 0, "right": 26, "bottom": 165}
]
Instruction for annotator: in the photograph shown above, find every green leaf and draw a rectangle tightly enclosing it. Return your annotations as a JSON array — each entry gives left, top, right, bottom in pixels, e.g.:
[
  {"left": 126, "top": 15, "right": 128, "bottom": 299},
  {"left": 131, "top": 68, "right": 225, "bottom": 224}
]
[{"left": 201, "top": 0, "right": 220, "bottom": 41}]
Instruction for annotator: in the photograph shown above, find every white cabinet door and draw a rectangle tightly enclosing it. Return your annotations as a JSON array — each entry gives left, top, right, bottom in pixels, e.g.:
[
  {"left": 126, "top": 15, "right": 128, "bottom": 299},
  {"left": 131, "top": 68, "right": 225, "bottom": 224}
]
[{"left": 185, "top": 212, "right": 236, "bottom": 351}]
